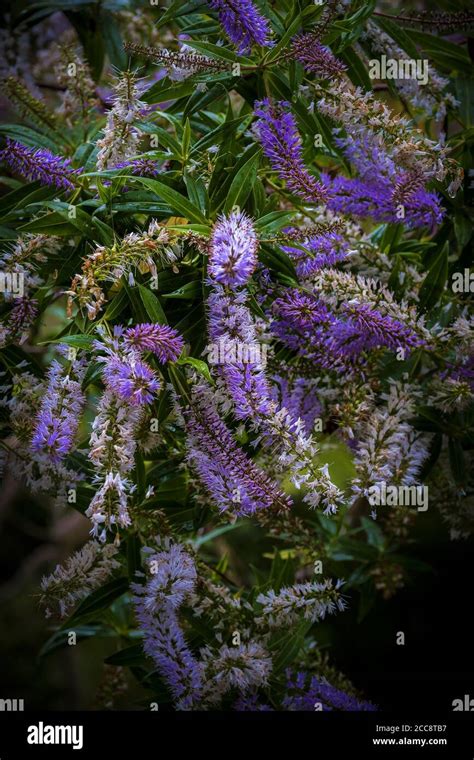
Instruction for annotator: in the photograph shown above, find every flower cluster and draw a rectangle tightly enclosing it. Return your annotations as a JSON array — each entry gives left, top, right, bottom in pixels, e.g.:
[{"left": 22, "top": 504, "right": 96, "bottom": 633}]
[
  {"left": 0, "top": 0, "right": 470, "bottom": 717},
  {"left": 283, "top": 671, "right": 377, "bottom": 711},
  {"left": 132, "top": 542, "right": 204, "bottom": 710},
  {"left": 256, "top": 579, "right": 346, "bottom": 628},
  {"left": 67, "top": 220, "right": 179, "bottom": 319},
  {"left": 0, "top": 138, "right": 79, "bottom": 191},
  {"left": 254, "top": 100, "right": 328, "bottom": 204},
  {"left": 184, "top": 382, "right": 292, "bottom": 516},
  {"left": 208, "top": 0, "right": 272, "bottom": 54},
  {"left": 40, "top": 541, "right": 121, "bottom": 618},
  {"left": 96, "top": 71, "right": 148, "bottom": 171},
  {"left": 31, "top": 349, "right": 87, "bottom": 465}
]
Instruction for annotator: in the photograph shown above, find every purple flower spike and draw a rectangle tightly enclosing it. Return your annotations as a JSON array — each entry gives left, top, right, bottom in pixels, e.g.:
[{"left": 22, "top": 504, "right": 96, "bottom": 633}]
[
  {"left": 123, "top": 323, "right": 184, "bottom": 363},
  {"left": 115, "top": 158, "right": 160, "bottom": 177},
  {"left": 0, "top": 139, "right": 79, "bottom": 192},
  {"left": 209, "top": 211, "right": 258, "bottom": 288},
  {"left": 185, "top": 384, "right": 292, "bottom": 515},
  {"left": 103, "top": 354, "right": 161, "bottom": 405},
  {"left": 292, "top": 33, "right": 346, "bottom": 79},
  {"left": 207, "top": 287, "right": 273, "bottom": 420},
  {"left": 209, "top": 0, "right": 272, "bottom": 54},
  {"left": 132, "top": 543, "right": 203, "bottom": 710},
  {"left": 321, "top": 133, "right": 444, "bottom": 228},
  {"left": 282, "top": 228, "right": 349, "bottom": 278},
  {"left": 343, "top": 303, "right": 424, "bottom": 354},
  {"left": 254, "top": 100, "right": 328, "bottom": 204},
  {"left": 8, "top": 297, "right": 38, "bottom": 335},
  {"left": 284, "top": 671, "right": 377, "bottom": 712},
  {"left": 31, "top": 357, "right": 86, "bottom": 464}
]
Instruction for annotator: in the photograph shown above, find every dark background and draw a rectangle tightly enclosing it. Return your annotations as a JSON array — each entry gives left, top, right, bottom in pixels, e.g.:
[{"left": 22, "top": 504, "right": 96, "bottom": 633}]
[{"left": 1, "top": 477, "right": 472, "bottom": 712}]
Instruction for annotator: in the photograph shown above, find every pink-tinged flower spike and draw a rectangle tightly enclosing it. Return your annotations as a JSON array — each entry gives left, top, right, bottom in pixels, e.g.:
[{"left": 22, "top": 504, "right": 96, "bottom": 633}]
[
  {"left": 123, "top": 323, "right": 184, "bottom": 363},
  {"left": 209, "top": 211, "right": 258, "bottom": 288},
  {"left": 0, "top": 297, "right": 38, "bottom": 347},
  {"left": 253, "top": 99, "right": 328, "bottom": 204},
  {"left": 208, "top": 0, "right": 272, "bottom": 54},
  {"left": 292, "top": 32, "right": 347, "bottom": 79},
  {"left": 0, "top": 139, "right": 79, "bottom": 191}
]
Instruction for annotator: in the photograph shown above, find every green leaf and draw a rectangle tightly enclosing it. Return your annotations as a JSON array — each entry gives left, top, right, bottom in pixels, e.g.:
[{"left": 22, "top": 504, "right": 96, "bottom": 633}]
[
  {"left": 418, "top": 242, "right": 449, "bottom": 311},
  {"left": 192, "top": 522, "right": 244, "bottom": 548},
  {"left": 269, "top": 621, "right": 312, "bottom": 673},
  {"left": 184, "top": 40, "right": 251, "bottom": 65},
  {"left": 181, "top": 118, "right": 191, "bottom": 160},
  {"left": 102, "top": 14, "right": 127, "bottom": 69},
  {"left": 138, "top": 284, "right": 168, "bottom": 325},
  {"left": 40, "top": 333, "right": 95, "bottom": 350},
  {"left": 255, "top": 210, "right": 294, "bottom": 233},
  {"left": 161, "top": 281, "right": 201, "bottom": 300},
  {"left": 0, "top": 124, "right": 58, "bottom": 151},
  {"left": 103, "top": 287, "right": 128, "bottom": 320},
  {"left": 18, "top": 212, "right": 79, "bottom": 236},
  {"left": 339, "top": 46, "right": 371, "bottom": 90},
  {"left": 105, "top": 644, "right": 145, "bottom": 667},
  {"left": 223, "top": 148, "right": 261, "bottom": 213},
  {"left": 39, "top": 625, "right": 114, "bottom": 660},
  {"left": 448, "top": 439, "right": 466, "bottom": 486},
  {"left": 142, "top": 79, "right": 196, "bottom": 105},
  {"left": 405, "top": 30, "right": 472, "bottom": 74},
  {"left": 454, "top": 214, "right": 473, "bottom": 249},
  {"left": 155, "top": 0, "right": 206, "bottom": 29},
  {"left": 455, "top": 78, "right": 474, "bottom": 127},
  {"left": 177, "top": 356, "right": 212, "bottom": 383},
  {"left": 131, "top": 178, "right": 207, "bottom": 224},
  {"left": 361, "top": 517, "right": 385, "bottom": 550},
  {"left": 64, "top": 577, "right": 129, "bottom": 628}
]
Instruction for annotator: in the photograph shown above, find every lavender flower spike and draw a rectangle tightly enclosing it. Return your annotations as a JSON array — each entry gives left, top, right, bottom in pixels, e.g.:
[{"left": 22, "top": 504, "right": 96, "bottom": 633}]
[
  {"left": 123, "top": 323, "right": 184, "bottom": 363},
  {"left": 209, "top": 211, "right": 258, "bottom": 288},
  {"left": 132, "top": 542, "right": 203, "bottom": 710},
  {"left": 0, "top": 139, "right": 79, "bottom": 191},
  {"left": 292, "top": 32, "right": 347, "bottom": 79},
  {"left": 31, "top": 351, "right": 86, "bottom": 465},
  {"left": 102, "top": 354, "right": 161, "bottom": 406},
  {"left": 185, "top": 383, "right": 292, "bottom": 515},
  {"left": 254, "top": 100, "right": 328, "bottom": 204},
  {"left": 209, "top": 0, "right": 272, "bottom": 54},
  {"left": 284, "top": 671, "right": 377, "bottom": 712}
]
